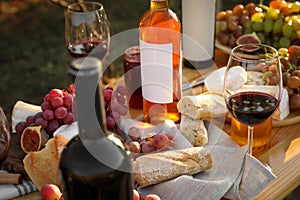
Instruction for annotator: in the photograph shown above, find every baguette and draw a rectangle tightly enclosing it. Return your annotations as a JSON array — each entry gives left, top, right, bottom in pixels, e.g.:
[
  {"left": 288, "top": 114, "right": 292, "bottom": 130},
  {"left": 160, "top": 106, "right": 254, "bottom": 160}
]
[
  {"left": 133, "top": 147, "right": 212, "bottom": 187},
  {"left": 177, "top": 92, "right": 226, "bottom": 119},
  {"left": 179, "top": 115, "right": 208, "bottom": 146}
]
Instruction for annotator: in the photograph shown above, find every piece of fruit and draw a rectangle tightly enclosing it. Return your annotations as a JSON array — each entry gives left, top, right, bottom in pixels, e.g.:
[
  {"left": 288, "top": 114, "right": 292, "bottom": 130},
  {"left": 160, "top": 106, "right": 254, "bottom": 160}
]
[
  {"left": 40, "top": 184, "right": 62, "bottom": 200},
  {"left": 290, "top": 93, "right": 300, "bottom": 110},
  {"left": 144, "top": 194, "right": 161, "bottom": 200},
  {"left": 236, "top": 32, "right": 261, "bottom": 45},
  {"left": 21, "top": 126, "right": 49, "bottom": 153},
  {"left": 153, "top": 133, "right": 169, "bottom": 150},
  {"left": 133, "top": 189, "right": 140, "bottom": 200}
]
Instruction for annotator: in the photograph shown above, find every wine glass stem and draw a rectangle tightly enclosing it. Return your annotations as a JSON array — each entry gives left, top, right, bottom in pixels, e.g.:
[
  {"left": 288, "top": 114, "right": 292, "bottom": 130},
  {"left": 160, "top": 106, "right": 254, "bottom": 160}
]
[{"left": 247, "top": 125, "right": 254, "bottom": 155}]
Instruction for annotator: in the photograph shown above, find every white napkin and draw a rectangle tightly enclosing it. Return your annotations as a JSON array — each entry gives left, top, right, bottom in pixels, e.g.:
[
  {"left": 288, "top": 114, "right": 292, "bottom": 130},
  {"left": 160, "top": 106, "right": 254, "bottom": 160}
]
[
  {"left": 119, "top": 119, "right": 276, "bottom": 200},
  {"left": 0, "top": 171, "right": 37, "bottom": 200}
]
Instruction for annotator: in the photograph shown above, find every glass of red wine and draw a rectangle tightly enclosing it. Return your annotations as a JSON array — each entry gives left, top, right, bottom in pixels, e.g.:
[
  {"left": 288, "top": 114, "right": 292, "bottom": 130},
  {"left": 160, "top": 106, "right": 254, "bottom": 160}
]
[
  {"left": 224, "top": 44, "right": 283, "bottom": 155},
  {"left": 65, "top": 1, "right": 110, "bottom": 60},
  {"left": 0, "top": 106, "right": 10, "bottom": 167}
]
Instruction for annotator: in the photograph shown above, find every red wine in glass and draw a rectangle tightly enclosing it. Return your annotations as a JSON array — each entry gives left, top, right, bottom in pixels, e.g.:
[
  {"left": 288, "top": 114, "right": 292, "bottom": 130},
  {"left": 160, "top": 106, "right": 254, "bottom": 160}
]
[
  {"left": 67, "top": 41, "right": 108, "bottom": 60},
  {"left": 227, "top": 91, "right": 279, "bottom": 126}
]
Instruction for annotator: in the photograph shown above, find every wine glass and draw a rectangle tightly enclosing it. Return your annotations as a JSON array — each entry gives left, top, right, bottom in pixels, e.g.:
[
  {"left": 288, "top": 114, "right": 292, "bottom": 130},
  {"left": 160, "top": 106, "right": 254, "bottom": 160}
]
[
  {"left": 224, "top": 44, "right": 283, "bottom": 155},
  {"left": 65, "top": 1, "right": 110, "bottom": 60},
  {"left": 0, "top": 106, "right": 10, "bottom": 167}
]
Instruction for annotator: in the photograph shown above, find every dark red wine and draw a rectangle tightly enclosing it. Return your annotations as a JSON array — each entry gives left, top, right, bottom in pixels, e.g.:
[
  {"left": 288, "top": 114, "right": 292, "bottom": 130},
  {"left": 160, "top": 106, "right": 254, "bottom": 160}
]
[
  {"left": 60, "top": 135, "right": 133, "bottom": 200},
  {"left": 67, "top": 41, "right": 107, "bottom": 59},
  {"left": 227, "top": 91, "right": 278, "bottom": 126}
]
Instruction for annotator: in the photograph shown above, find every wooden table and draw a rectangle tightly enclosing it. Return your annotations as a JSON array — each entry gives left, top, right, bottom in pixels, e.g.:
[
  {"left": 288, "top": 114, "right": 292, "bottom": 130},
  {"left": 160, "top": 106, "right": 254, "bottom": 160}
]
[
  {"left": 183, "top": 48, "right": 300, "bottom": 200},
  {"left": 12, "top": 49, "right": 300, "bottom": 200}
]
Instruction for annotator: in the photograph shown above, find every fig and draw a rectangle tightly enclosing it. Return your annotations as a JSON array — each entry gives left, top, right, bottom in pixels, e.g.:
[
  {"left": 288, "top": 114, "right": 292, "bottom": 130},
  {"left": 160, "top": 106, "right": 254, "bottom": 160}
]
[
  {"left": 236, "top": 32, "right": 261, "bottom": 47},
  {"left": 21, "top": 125, "right": 49, "bottom": 154}
]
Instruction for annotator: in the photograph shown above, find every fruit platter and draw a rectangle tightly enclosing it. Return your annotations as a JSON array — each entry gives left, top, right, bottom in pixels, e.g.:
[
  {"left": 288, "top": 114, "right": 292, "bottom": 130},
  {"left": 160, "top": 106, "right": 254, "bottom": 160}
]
[{"left": 215, "top": 0, "right": 300, "bottom": 126}]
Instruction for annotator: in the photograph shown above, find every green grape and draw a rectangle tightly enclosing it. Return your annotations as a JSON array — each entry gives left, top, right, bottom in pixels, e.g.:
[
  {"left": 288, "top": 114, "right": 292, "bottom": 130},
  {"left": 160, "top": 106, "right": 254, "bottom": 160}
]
[
  {"left": 265, "top": 38, "right": 272, "bottom": 46},
  {"left": 273, "top": 18, "right": 284, "bottom": 34},
  {"left": 243, "top": 20, "right": 253, "bottom": 29},
  {"left": 257, "top": 32, "right": 266, "bottom": 43},
  {"left": 272, "top": 41, "right": 279, "bottom": 49},
  {"left": 265, "top": 8, "right": 280, "bottom": 20},
  {"left": 292, "top": 18, "right": 300, "bottom": 31},
  {"left": 252, "top": 22, "right": 264, "bottom": 32},
  {"left": 264, "top": 18, "right": 274, "bottom": 33},
  {"left": 251, "top": 12, "right": 264, "bottom": 23},
  {"left": 243, "top": 27, "right": 253, "bottom": 34},
  {"left": 279, "top": 37, "right": 290, "bottom": 48},
  {"left": 282, "top": 23, "right": 293, "bottom": 38}
]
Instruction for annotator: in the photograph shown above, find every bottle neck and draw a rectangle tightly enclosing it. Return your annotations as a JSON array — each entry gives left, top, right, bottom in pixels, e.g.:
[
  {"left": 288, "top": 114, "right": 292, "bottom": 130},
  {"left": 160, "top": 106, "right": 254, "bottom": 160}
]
[
  {"left": 150, "top": 0, "right": 168, "bottom": 10},
  {"left": 72, "top": 58, "right": 107, "bottom": 140}
]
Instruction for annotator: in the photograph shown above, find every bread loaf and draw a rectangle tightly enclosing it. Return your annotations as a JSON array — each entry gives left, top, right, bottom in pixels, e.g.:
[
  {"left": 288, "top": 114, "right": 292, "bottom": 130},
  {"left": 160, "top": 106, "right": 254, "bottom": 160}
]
[
  {"left": 133, "top": 147, "right": 212, "bottom": 187},
  {"left": 23, "top": 134, "right": 69, "bottom": 190},
  {"left": 179, "top": 115, "right": 208, "bottom": 146},
  {"left": 177, "top": 92, "right": 226, "bottom": 119}
]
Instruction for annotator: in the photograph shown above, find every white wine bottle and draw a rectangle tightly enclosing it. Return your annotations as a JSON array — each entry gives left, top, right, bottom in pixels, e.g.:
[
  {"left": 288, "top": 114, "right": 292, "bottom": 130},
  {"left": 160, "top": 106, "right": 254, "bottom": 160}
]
[
  {"left": 60, "top": 58, "right": 133, "bottom": 200},
  {"left": 182, "top": 0, "right": 216, "bottom": 69},
  {"left": 139, "top": 0, "right": 182, "bottom": 125}
]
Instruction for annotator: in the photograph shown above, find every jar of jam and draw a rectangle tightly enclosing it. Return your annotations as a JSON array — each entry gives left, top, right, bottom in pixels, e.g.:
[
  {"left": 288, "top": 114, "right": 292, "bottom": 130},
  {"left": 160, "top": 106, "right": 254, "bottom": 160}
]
[{"left": 123, "top": 46, "right": 143, "bottom": 109}]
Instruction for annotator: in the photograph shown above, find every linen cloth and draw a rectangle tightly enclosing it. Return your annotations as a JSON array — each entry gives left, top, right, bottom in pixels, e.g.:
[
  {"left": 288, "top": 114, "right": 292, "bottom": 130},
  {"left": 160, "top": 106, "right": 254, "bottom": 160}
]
[
  {"left": 6, "top": 101, "right": 275, "bottom": 200},
  {"left": 0, "top": 170, "right": 37, "bottom": 200},
  {"left": 119, "top": 119, "right": 276, "bottom": 200}
]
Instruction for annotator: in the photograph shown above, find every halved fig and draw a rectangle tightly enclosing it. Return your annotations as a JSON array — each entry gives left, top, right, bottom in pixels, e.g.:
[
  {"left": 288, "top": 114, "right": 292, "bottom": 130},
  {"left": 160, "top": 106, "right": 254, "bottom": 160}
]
[
  {"left": 236, "top": 32, "right": 261, "bottom": 52},
  {"left": 21, "top": 125, "right": 49, "bottom": 153}
]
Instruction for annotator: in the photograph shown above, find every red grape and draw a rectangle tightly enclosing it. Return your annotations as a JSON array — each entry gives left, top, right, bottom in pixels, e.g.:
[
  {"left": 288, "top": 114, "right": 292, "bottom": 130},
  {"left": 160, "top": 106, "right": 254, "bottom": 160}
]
[
  {"left": 106, "top": 115, "right": 115, "bottom": 129},
  {"left": 35, "top": 117, "right": 48, "bottom": 129},
  {"left": 63, "top": 94, "right": 74, "bottom": 108},
  {"left": 63, "top": 112, "right": 75, "bottom": 125},
  {"left": 141, "top": 141, "right": 155, "bottom": 153},
  {"left": 128, "top": 127, "right": 142, "bottom": 141},
  {"left": 44, "top": 94, "right": 51, "bottom": 103},
  {"left": 103, "top": 89, "right": 113, "bottom": 102},
  {"left": 26, "top": 115, "right": 35, "bottom": 126},
  {"left": 116, "top": 85, "right": 127, "bottom": 96},
  {"left": 43, "top": 109, "right": 54, "bottom": 121},
  {"left": 49, "top": 89, "right": 64, "bottom": 98},
  {"left": 15, "top": 121, "right": 27, "bottom": 134},
  {"left": 41, "top": 101, "right": 52, "bottom": 111},
  {"left": 55, "top": 107, "right": 68, "bottom": 119},
  {"left": 112, "top": 111, "right": 121, "bottom": 122},
  {"left": 128, "top": 141, "right": 141, "bottom": 153},
  {"left": 51, "top": 97, "right": 64, "bottom": 108},
  {"left": 46, "top": 120, "right": 60, "bottom": 134},
  {"left": 116, "top": 104, "right": 128, "bottom": 116},
  {"left": 153, "top": 133, "right": 169, "bottom": 150},
  {"left": 116, "top": 95, "right": 126, "bottom": 104}
]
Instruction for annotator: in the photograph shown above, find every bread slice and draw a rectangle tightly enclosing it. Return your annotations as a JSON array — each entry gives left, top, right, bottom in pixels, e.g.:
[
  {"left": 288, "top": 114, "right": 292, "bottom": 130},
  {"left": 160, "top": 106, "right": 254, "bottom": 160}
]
[
  {"left": 23, "top": 134, "right": 69, "bottom": 190},
  {"left": 177, "top": 92, "right": 226, "bottom": 119},
  {"left": 133, "top": 147, "right": 212, "bottom": 187},
  {"left": 179, "top": 115, "right": 208, "bottom": 146}
]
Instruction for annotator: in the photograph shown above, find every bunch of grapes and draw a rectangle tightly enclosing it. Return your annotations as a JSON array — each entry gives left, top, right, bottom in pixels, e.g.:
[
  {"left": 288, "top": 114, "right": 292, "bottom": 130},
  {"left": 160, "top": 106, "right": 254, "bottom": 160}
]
[
  {"left": 126, "top": 127, "right": 175, "bottom": 154},
  {"left": 216, "top": 1, "right": 300, "bottom": 49},
  {"left": 268, "top": 45, "right": 300, "bottom": 111},
  {"left": 15, "top": 84, "right": 75, "bottom": 136},
  {"left": 103, "top": 85, "right": 129, "bottom": 129}
]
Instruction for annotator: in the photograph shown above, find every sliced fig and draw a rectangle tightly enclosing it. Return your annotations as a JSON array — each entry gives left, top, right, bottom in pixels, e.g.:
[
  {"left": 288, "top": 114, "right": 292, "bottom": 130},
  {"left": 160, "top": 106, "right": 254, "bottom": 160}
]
[
  {"left": 21, "top": 125, "right": 49, "bottom": 153},
  {"left": 236, "top": 32, "right": 261, "bottom": 52},
  {"left": 236, "top": 32, "right": 261, "bottom": 45}
]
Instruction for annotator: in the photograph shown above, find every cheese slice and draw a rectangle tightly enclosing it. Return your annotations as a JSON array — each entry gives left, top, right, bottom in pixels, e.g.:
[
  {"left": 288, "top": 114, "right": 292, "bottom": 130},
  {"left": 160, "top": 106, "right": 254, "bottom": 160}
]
[{"left": 273, "top": 88, "right": 289, "bottom": 121}]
